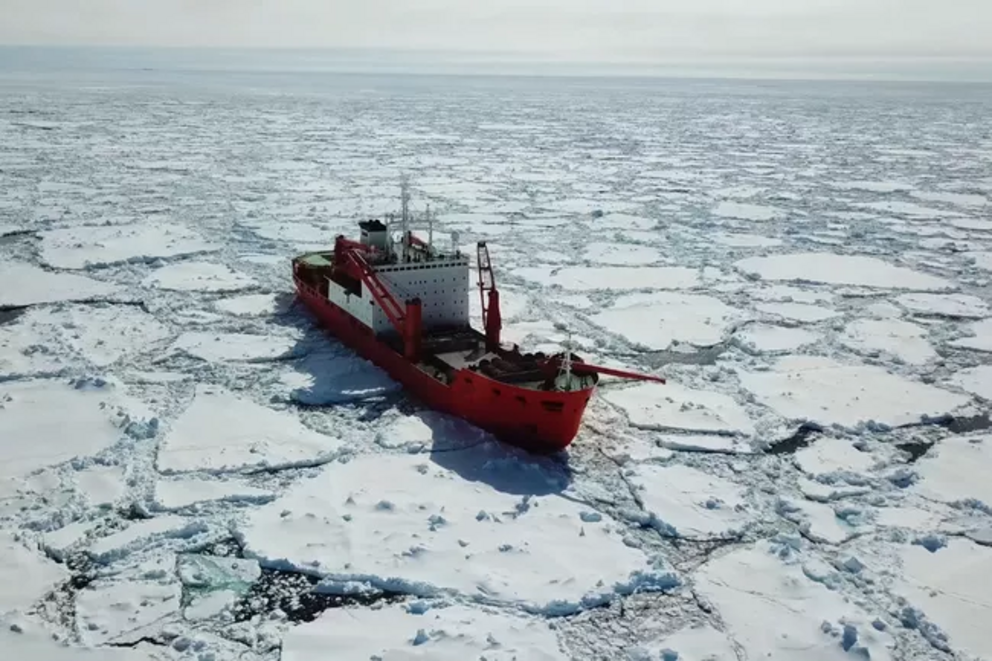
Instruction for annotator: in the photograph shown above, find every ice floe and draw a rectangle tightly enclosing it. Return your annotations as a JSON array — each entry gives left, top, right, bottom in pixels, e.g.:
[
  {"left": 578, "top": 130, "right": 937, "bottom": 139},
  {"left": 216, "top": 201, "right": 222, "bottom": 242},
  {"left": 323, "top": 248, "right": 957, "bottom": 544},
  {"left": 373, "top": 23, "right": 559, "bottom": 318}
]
[
  {"left": 628, "top": 624, "right": 738, "bottom": 661},
  {"left": 602, "top": 382, "right": 755, "bottom": 436},
  {"left": 281, "top": 603, "right": 568, "bottom": 661},
  {"left": 589, "top": 292, "right": 744, "bottom": 350},
  {"left": 712, "top": 232, "right": 783, "bottom": 248},
  {"left": 170, "top": 331, "right": 297, "bottom": 363},
  {"left": 583, "top": 242, "right": 661, "bottom": 265},
  {"left": 912, "top": 434, "right": 992, "bottom": 505},
  {"left": 275, "top": 348, "right": 400, "bottom": 405},
  {"left": 142, "top": 261, "right": 257, "bottom": 292},
  {"left": 794, "top": 437, "right": 876, "bottom": 477},
  {"left": 949, "top": 318, "right": 992, "bottom": 352},
  {"left": 694, "top": 542, "right": 895, "bottom": 660},
  {"left": 755, "top": 301, "right": 840, "bottom": 323},
  {"left": 0, "top": 262, "right": 121, "bottom": 308},
  {"left": 735, "top": 323, "right": 819, "bottom": 354},
  {"left": 517, "top": 266, "right": 699, "bottom": 291},
  {"left": 1, "top": 531, "right": 68, "bottom": 615},
  {"left": 153, "top": 477, "right": 274, "bottom": 511},
  {"left": 839, "top": 318, "right": 937, "bottom": 365},
  {"left": 238, "top": 451, "right": 676, "bottom": 613},
  {"left": 894, "top": 538, "right": 992, "bottom": 660},
  {"left": 896, "top": 292, "right": 990, "bottom": 319},
  {"left": 156, "top": 385, "right": 343, "bottom": 474},
  {"left": 76, "top": 575, "right": 181, "bottom": 646},
  {"left": 0, "top": 379, "right": 144, "bottom": 481},
  {"left": 39, "top": 224, "right": 218, "bottom": 269},
  {"left": 735, "top": 253, "right": 954, "bottom": 291},
  {"left": 212, "top": 293, "right": 290, "bottom": 317},
  {"left": 737, "top": 356, "right": 971, "bottom": 429},
  {"left": 626, "top": 463, "right": 751, "bottom": 539},
  {"left": 712, "top": 201, "right": 783, "bottom": 222},
  {"left": 948, "top": 365, "right": 992, "bottom": 400}
]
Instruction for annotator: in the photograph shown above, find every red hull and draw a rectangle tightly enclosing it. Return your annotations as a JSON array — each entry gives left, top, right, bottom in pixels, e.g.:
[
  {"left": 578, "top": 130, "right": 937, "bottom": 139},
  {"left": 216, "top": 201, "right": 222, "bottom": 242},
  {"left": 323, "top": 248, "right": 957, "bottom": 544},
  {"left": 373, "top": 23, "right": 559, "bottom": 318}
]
[{"left": 294, "top": 277, "right": 594, "bottom": 453}]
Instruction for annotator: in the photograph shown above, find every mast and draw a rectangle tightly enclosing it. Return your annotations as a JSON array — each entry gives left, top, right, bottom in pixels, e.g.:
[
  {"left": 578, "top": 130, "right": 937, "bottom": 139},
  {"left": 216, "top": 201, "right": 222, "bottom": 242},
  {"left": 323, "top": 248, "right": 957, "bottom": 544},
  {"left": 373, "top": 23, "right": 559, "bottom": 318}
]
[
  {"left": 426, "top": 204, "right": 433, "bottom": 257},
  {"left": 400, "top": 175, "right": 411, "bottom": 263}
]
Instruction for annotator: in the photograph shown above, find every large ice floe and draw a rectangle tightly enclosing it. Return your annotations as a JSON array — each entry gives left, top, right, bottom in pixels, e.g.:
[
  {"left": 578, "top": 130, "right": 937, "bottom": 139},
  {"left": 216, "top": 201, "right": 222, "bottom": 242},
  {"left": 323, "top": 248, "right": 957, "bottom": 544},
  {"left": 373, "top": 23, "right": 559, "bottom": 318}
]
[
  {"left": 589, "top": 292, "right": 744, "bottom": 350},
  {"left": 156, "top": 385, "right": 344, "bottom": 474},
  {"left": 39, "top": 224, "right": 219, "bottom": 269},
  {"left": 737, "top": 356, "right": 971, "bottom": 429},
  {"left": 735, "top": 253, "right": 954, "bottom": 291},
  {"left": 0, "top": 262, "right": 121, "bottom": 308},
  {"left": 237, "top": 450, "right": 678, "bottom": 614}
]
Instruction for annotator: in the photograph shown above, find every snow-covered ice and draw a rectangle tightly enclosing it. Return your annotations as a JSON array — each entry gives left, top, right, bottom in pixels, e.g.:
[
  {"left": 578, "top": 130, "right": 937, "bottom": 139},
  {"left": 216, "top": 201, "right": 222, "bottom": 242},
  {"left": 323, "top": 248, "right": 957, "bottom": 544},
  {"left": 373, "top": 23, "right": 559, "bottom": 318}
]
[
  {"left": 39, "top": 224, "right": 219, "bottom": 269},
  {"left": 170, "top": 331, "right": 297, "bottom": 362},
  {"left": 736, "top": 323, "right": 820, "bottom": 353},
  {"left": 911, "top": 434, "right": 992, "bottom": 505},
  {"left": 142, "top": 261, "right": 257, "bottom": 292},
  {"left": 948, "top": 365, "right": 992, "bottom": 400},
  {"left": 949, "top": 318, "right": 992, "bottom": 352},
  {"left": 839, "top": 318, "right": 937, "bottom": 365},
  {"left": 735, "top": 253, "right": 954, "bottom": 291},
  {"left": 737, "top": 356, "right": 971, "bottom": 429},
  {"left": 238, "top": 451, "right": 675, "bottom": 613},
  {"left": 1, "top": 531, "right": 69, "bottom": 615},
  {"left": 0, "top": 262, "right": 121, "bottom": 308},
  {"left": 517, "top": 266, "right": 699, "bottom": 291},
  {"left": 590, "top": 292, "right": 744, "bottom": 350},
  {"left": 157, "top": 385, "right": 344, "bottom": 474},
  {"left": 896, "top": 292, "right": 990, "bottom": 319},
  {"left": 602, "top": 382, "right": 756, "bottom": 436},
  {"left": 282, "top": 603, "right": 569, "bottom": 661}
]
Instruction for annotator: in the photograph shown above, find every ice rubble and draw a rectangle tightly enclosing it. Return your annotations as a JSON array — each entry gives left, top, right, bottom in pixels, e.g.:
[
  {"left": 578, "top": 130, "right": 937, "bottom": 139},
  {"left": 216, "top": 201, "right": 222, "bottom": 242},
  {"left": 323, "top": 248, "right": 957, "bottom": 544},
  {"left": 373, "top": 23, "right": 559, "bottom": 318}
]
[
  {"left": 712, "top": 201, "right": 783, "bottom": 221},
  {"left": 895, "top": 539, "right": 992, "bottom": 660},
  {"left": 735, "top": 253, "right": 954, "bottom": 291},
  {"left": 0, "top": 262, "right": 121, "bottom": 308},
  {"left": 590, "top": 292, "right": 744, "bottom": 350},
  {"left": 711, "top": 232, "right": 783, "bottom": 248},
  {"left": 0, "top": 321, "right": 68, "bottom": 377},
  {"left": 896, "top": 292, "right": 990, "bottom": 319},
  {"left": 737, "top": 356, "right": 971, "bottom": 429},
  {"left": 170, "top": 331, "right": 297, "bottom": 362},
  {"left": 626, "top": 464, "right": 751, "bottom": 539},
  {"left": 694, "top": 542, "right": 895, "bottom": 661},
  {"left": 281, "top": 603, "right": 569, "bottom": 661},
  {"left": 238, "top": 452, "right": 676, "bottom": 613},
  {"left": 157, "top": 385, "right": 344, "bottom": 474},
  {"left": 0, "top": 379, "right": 144, "bottom": 480},
  {"left": 602, "top": 382, "right": 755, "bottom": 436},
  {"left": 141, "top": 261, "right": 258, "bottom": 292},
  {"left": 517, "top": 266, "right": 699, "bottom": 291},
  {"left": 39, "top": 224, "right": 219, "bottom": 269},
  {"left": 839, "top": 318, "right": 937, "bottom": 365}
]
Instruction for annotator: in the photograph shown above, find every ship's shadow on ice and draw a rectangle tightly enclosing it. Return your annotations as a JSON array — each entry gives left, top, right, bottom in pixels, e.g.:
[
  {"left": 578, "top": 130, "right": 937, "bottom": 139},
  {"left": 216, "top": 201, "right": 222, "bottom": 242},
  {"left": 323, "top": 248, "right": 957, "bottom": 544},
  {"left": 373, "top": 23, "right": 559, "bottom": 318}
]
[{"left": 417, "top": 412, "right": 574, "bottom": 498}]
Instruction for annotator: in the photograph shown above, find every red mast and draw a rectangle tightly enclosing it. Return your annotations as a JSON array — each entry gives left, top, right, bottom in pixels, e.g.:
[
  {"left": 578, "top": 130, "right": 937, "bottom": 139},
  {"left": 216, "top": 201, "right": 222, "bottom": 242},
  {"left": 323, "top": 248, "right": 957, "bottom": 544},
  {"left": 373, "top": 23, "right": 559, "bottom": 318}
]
[{"left": 476, "top": 241, "right": 501, "bottom": 352}]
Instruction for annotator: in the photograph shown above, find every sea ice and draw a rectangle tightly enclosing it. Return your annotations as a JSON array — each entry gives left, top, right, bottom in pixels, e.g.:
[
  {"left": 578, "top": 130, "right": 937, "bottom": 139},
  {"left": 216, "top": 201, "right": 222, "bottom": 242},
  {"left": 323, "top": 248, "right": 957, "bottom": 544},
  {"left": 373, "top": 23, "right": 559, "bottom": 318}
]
[
  {"left": 517, "top": 266, "right": 699, "bottom": 291},
  {"left": 275, "top": 348, "right": 400, "bottom": 405},
  {"left": 170, "top": 331, "right": 298, "bottom": 362},
  {"left": 839, "top": 318, "right": 937, "bottom": 365},
  {"left": 912, "top": 434, "right": 992, "bottom": 506},
  {"left": 1, "top": 531, "right": 69, "bottom": 615},
  {"left": 602, "top": 381, "right": 756, "bottom": 436},
  {"left": 895, "top": 539, "right": 992, "bottom": 660},
  {"left": 142, "top": 261, "right": 257, "bottom": 292},
  {"left": 627, "top": 464, "right": 751, "bottom": 539},
  {"left": 0, "top": 622, "right": 161, "bottom": 660},
  {"left": 896, "top": 293, "right": 990, "bottom": 319},
  {"left": 76, "top": 577, "right": 181, "bottom": 646},
  {"left": 735, "top": 324, "right": 819, "bottom": 353},
  {"left": 735, "top": 253, "right": 954, "bottom": 291},
  {"left": 157, "top": 385, "right": 344, "bottom": 474},
  {"left": 213, "top": 293, "right": 290, "bottom": 317},
  {"left": 87, "top": 515, "right": 205, "bottom": 563},
  {"left": 153, "top": 477, "right": 273, "bottom": 511},
  {"left": 794, "top": 438, "right": 876, "bottom": 477},
  {"left": 712, "top": 232, "right": 783, "bottom": 248},
  {"left": 712, "top": 201, "right": 783, "bottom": 221},
  {"left": 26, "top": 305, "right": 172, "bottom": 367},
  {"left": 629, "top": 624, "right": 738, "bottom": 661},
  {"left": 0, "top": 262, "right": 121, "bottom": 308},
  {"left": 737, "top": 356, "right": 971, "bottom": 429},
  {"left": 582, "top": 242, "right": 661, "bottom": 266},
  {"left": 239, "top": 452, "right": 672, "bottom": 613},
  {"left": 75, "top": 465, "right": 127, "bottom": 508},
  {"left": 948, "top": 365, "right": 992, "bottom": 400},
  {"left": 590, "top": 292, "right": 744, "bottom": 350},
  {"left": 0, "top": 379, "right": 138, "bottom": 481},
  {"left": 755, "top": 301, "right": 840, "bottom": 323},
  {"left": 39, "top": 224, "right": 218, "bottom": 269},
  {"left": 281, "top": 603, "right": 569, "bottom": 661},
  {"left": 949, "top": 318, "right": 992, "bottom": 352},
  {"left": 0, "top": 321, "right": 67, "bottom": 377},
  {"left": 966, "top": 251, "right": 992, "bottom": 271},
  {"left": 694, "top": 542, "right": 894, "bottom": 660}
]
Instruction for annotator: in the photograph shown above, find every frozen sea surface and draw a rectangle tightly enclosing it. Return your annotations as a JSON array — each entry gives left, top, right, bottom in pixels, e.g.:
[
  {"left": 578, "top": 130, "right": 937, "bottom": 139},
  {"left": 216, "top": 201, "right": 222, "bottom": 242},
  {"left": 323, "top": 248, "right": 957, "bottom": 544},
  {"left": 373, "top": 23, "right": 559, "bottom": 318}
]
[{"left": 1, "top": 58, "right": 991, "bottom": 660}]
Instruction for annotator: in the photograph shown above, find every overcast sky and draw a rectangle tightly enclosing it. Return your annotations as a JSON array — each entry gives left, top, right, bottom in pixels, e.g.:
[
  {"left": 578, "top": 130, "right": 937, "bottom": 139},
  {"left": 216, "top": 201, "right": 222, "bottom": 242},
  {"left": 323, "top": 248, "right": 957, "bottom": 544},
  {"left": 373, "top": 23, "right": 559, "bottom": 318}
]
[{"left": 2, "top": 0, "right": 990, "bottom": 62}]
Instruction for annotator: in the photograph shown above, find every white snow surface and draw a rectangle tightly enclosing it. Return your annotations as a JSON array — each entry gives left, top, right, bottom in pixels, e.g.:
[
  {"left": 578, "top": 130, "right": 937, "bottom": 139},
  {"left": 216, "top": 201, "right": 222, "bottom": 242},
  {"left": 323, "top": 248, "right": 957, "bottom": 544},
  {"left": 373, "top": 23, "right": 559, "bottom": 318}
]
[
  {"left": 3, "top": 68, "right": 992, "bottom": 661},
  {"left": 735, "top": 253, "right": 954, "bottom": 291},
  {"left": 238, "top": 451, "right": 675, "bottom": 613},
  {"left": 282, "top": 603, "right": 569, "bottom": 661},
  {"left": 737, "top": 356, "right": 971, "bottom": 429}
]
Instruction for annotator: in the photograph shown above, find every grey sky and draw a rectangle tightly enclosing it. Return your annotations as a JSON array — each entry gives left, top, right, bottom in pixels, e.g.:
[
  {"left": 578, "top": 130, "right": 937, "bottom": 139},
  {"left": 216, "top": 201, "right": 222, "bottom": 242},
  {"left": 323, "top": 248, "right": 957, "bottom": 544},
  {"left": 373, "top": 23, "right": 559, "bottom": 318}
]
[{"left": 2, "top": 0, "right": 990, "bottom": 61}]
